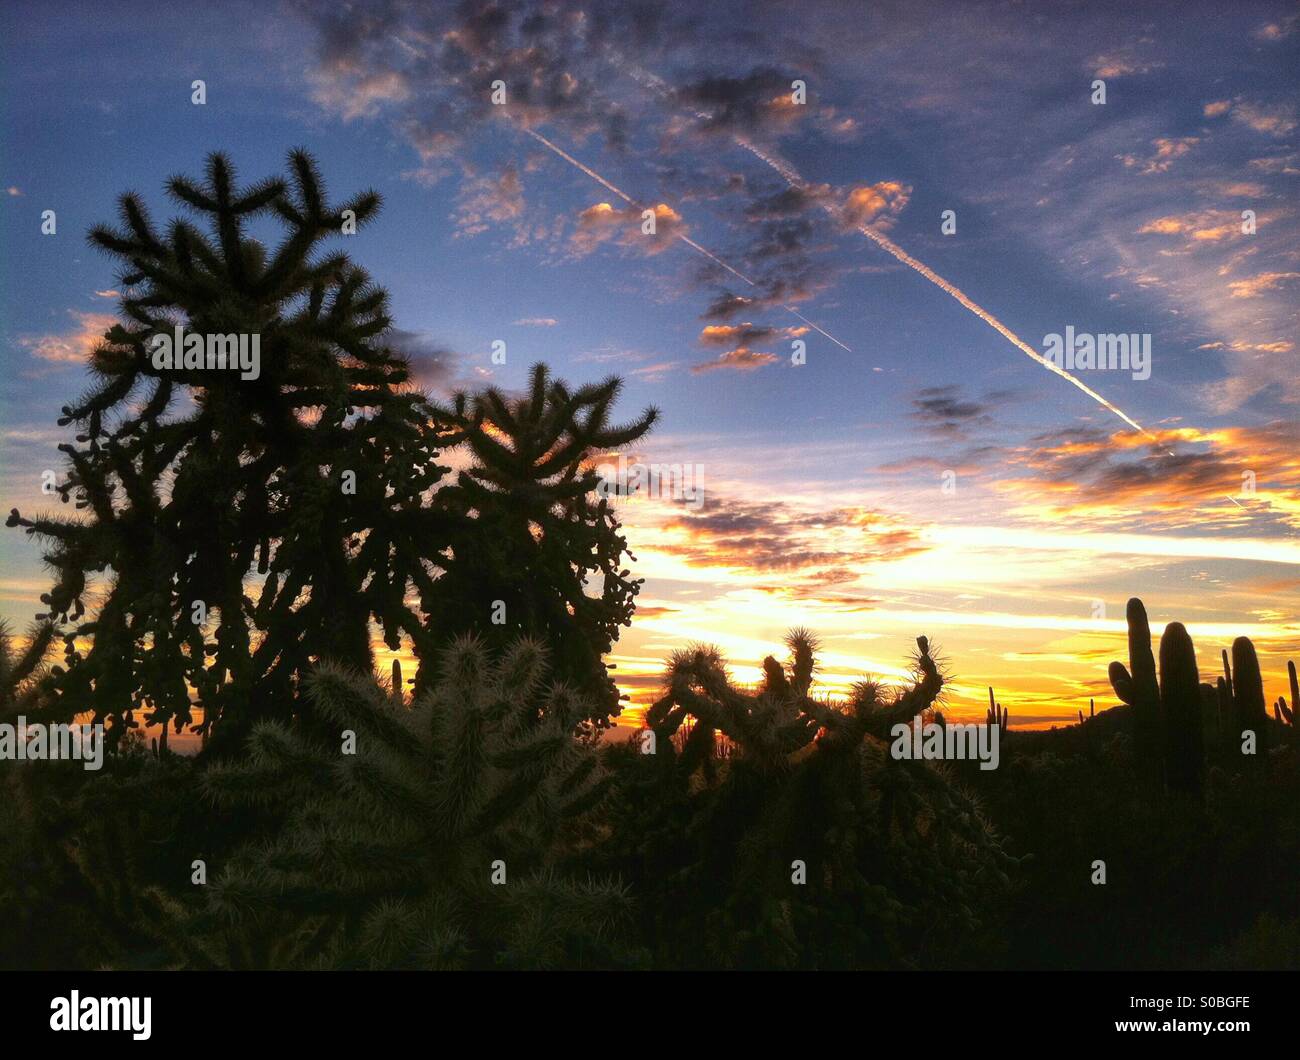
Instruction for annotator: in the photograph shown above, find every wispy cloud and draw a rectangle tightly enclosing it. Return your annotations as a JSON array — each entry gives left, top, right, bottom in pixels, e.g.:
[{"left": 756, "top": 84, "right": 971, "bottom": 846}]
[{"left": 17, "top": 309, "right": 116, "bottom": 365}]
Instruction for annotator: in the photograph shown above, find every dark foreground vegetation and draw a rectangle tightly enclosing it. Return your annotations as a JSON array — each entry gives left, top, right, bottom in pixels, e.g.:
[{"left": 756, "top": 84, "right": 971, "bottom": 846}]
[{"left": 2, "top": 154, "right": 1296, "bottom": 969}]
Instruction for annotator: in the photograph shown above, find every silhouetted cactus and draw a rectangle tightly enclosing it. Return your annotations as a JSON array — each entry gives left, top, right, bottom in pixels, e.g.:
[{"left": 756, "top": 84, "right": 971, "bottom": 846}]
[
  {"left": 618, "top": 630, "right": 1015, "bottom": 968},
  {"left": 1231, "top": 637, "right": 1270, "bottom": 757},
  {"left": 1282, "top": 661, "right": 1298, "bottom": 728},
  {"left": 0, "top": 621, "right": 56, "bottom": 721},
  {"left": 1107, "top": 597, "right": 1295, "bottom": 791},
  {"left": 6, "top": 151, "right": 453, "bottom": 755},
  {"left": 986, "top": 687, "right": 1008, "bottom": 730},
  {"left": 1159, "top": 622, "right": 1204, "bottom": 796},
  {"left": 145, "top": 635, "right": 629, "bottom": 968},
  {"left": 423, "top": 364, "right": 658, "bottom": 727},
  {"left": 1108, "top": 598, "right": 1163, "bottom": 784}
]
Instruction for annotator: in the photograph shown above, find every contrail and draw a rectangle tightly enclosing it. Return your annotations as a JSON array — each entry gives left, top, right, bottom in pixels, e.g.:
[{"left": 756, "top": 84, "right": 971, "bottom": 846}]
[
  {"left": 736, "top": 142, "right": 1164, "bottom": 442},
  {"left": 622, "top": 61, "right": 1163, "bottom": 443},
  {"left": 522, "top": 127, "right": 852, "bottom": 353}
]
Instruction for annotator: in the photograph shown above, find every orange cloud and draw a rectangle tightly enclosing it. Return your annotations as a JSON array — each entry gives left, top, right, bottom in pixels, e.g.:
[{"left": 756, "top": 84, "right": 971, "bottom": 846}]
[
  {"left": 656, "top": 497, "right": 928, "bottom": 578},
  {"left": 19, "top": 310, "right": 117, "bottom": 365},
  {"left": 690, "top": 348, "right": 779, "bottom": 373},
  {"left": 1120, "top": 137, "right": 1197, "bottom": 174},
  {"left": 1000, "top": 423, "right": 1300, "bottom": 531},
  {"left": 1227, "top": 271, "right": 1300, "bottom": 298},
  {"left": 570, "top": 200, "right": 686, "bottom": 256},
  {"left": 1204, "top": 98, "right": 1298, "bottom": 137},
  {"left": 842, "top": 181, "right": 910, "bottom": 228}
]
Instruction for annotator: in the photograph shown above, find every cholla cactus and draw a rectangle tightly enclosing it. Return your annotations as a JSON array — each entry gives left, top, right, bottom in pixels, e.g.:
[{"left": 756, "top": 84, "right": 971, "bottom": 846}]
[
  {"left": 623, "top": 630, "right": 1015, "bottom": 968},
  {"left": 648, "top": 630, "right": 944, "bottom": 772},
  {"left": 0, "top": 621, "right": 56, "bottom": 720},
  {"left": 148, "top": 635, "right": 630, "bottom": 969},
  {"left": 423, "top": 363, "right": 658, "bottom": 727}
]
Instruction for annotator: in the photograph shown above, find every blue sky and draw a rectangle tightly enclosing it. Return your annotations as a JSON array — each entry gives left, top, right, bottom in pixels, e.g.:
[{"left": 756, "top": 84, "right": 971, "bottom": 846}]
[{"left": 2, "top": 0, "right": 1297, "bottom": 725}]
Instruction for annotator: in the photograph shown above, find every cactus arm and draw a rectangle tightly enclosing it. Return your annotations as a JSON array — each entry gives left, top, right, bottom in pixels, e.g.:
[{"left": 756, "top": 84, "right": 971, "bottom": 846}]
[{"left": 1109, "top": 662, "right": 1136, "bottom": 705}]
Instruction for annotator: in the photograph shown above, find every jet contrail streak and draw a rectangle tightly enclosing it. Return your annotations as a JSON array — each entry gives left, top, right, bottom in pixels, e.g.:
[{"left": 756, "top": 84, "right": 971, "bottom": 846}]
[
  {"left": 523, "top": 127, "right": 852, "bottom": 353},
  {"left": 734, "top": 139, "right": 1163, "bottom": 442},
  {"left": 852, "top": 217, "right": 1152, "bottom": 437},
  {"left": 621, "top": 60, "right": 1161, "bottom": 442}
]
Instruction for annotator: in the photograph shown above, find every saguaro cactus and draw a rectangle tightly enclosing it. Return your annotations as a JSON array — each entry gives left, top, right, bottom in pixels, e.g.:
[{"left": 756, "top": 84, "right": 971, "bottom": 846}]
[
  {"left": 1108, "top": 600, "right": 1212, "bottom": 793},
  {"left": 1108, "top": 598, "right": 1164, "bottom": 784},
  {"left": 1159, "top": 622, "right": 1204, "bottom": 796},
  {"left": 986, "top": 687, "right": 1008, "bottom": 730},
  {"left": 1282, "top": 660, "right": 1298, "bottom": 727},
  {"left": 1230, "top": 636, "right": 1269, "bottom": 755}
]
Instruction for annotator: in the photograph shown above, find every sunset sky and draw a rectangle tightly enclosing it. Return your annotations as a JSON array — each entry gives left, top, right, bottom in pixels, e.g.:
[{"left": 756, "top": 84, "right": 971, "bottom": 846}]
[{"left": 2, "top": 0, "right": 1297, "bottom": 730}]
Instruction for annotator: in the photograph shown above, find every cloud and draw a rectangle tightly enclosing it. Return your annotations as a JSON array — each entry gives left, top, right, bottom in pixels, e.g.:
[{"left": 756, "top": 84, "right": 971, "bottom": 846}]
[
  {"left": 671, "top": 67, "right": 807, "bottom": 139},
  {"left": 691, "top": 320, "right": 808, "bottom": 374},
  {"left": 570, "top": 200, "right": 686, "bottom": 256},
  {"left": 744, "top": 183, "right": 833, "bottom": 219},
  {"left": 289, "top": 1, "right": 1296, "bottom": 417},
  {"left": 659, "top": 497, "right": 928, "bottom": 574},
  {"left": 384, "top": 328, "right": 457, "bottom": 392},
  {"left": 876, "top": 454, "right": 989, "bottom": 477},
  {"left": 18, "top": 310, "right": 117, "bottom": 365},
  {"left": 1204, "top": 97, "right": 1298, "bottom": 137},
  {"left": 698, "top": 323, "right": 805, "bottom": 348},
  {"left": 1089, "top": 51, "right": 1159, "bottom": 78},
  {"left": 1118, "top": 137, "right": 1198, "bottom": 175},
  {"left": 1003, "top": 423, "right": 1300, "bottom": 532},
  {"left": 626, "top": 360, "right": 682, "bottom": 382},
  {"left": 1248, "top": 153, "right": 1300, "bottom": 175},
  {"left": 841, "top": 180, "right": 911, "bottom": 228},
  {"left": 1233, "top": 101, "right": 1298, "bottom": 137},
  {"left": 690, "top": 348, "right": 780, "bottom": 374},
  {"left": 907, "top": 385, "right": 1007, "bottom": 440},
  {"left": 513, "top": 317, "right": 558, "bottom": 327},
  {"left": 1226, "top": 271, "right": 1300, "bottom": 299},
  {"left": 310, "top": 66, "right": 411, "bottom": 122},
  {"left": 288, "top": 2, "right": 877, "bottom": 343},
  {"left": 1254, "top": 14, "right": 1300, "bottom": 41},
  {"left": 700, "top": 292, "right": 756, "bottom": 320},
  {"left": 1136, "top": 207, "right": 1254, "bottom": 244},
  {"left": 297, "top": 0, "right": 663, "bottom": 168},
  {"left": 452, "top": 164, "right": 527, "bottom": 241}
]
